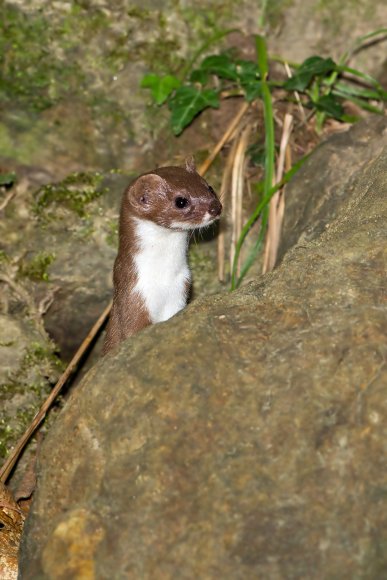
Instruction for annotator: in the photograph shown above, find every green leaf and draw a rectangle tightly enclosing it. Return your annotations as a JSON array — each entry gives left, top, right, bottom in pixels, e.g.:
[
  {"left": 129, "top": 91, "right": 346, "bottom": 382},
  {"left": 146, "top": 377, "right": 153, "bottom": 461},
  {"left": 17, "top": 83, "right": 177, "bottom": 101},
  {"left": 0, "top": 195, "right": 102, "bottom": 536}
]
[
  {"left": 140, "top": 73, "right": 180, "bottom": 105},
  {"left": 284, "top": 56, "right": 337, "bottom": 91},
  {"left": 339, "top": 64, "right": 387, "bottom": 94},
  {"left": 247, "top": 143, "right": 266, "bottom": 167},
  {"left": 231, "top": 151, "right": 312, "bottom": 290},
  {"left": 242, "top": 80, "right": 263, "bottom": 102},
  {"left": 235, "top": 59, "right": 261, "bottom": 101},
  {"left": 0, "top": 172, "right": 16, "bottom": 187},
  {"left": 169, "top": 86, "right": 219, "bottom": 135},
  {"left": 312, "top": 94, "right": 344, "bottom": 118},
  {"left": 189, "top": 68, "right": 209, "bottom": 85},
  {"left": 231, "top": 34, "right": 274, "bottom": 290},
  {"left": 199, "top": 54, "right": 239, "bottom": 81},
  {"left": 235, "top": 59, "right": 259, "bottom": 82}
]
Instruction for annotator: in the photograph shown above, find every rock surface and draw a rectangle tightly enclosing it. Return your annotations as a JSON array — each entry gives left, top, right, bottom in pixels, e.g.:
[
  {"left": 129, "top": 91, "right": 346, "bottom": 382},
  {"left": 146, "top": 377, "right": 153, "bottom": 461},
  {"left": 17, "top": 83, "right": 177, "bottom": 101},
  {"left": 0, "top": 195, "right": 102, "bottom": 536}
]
[
  {"left": 19, "top": 121, "right": 387, "bottom": 578},
  {"left": 278, "top": 116, "right": 387, "bottom": 261},
  {"left": 0, "top": 170, "right": 118, "bottom": 470},
  {"left": 2, "top": 0, "right": 386, "bottom": 177}
]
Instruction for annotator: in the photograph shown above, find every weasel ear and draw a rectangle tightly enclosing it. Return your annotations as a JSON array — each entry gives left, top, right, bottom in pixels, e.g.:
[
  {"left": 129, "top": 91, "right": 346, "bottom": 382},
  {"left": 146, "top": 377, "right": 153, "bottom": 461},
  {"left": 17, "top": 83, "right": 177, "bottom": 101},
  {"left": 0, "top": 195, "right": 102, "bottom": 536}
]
[
  {"left": 128, "top": 173, "right": 167, "bottom": 209},
  {"left": 185, "top": 156, "right": 196, "bottom": 173}
]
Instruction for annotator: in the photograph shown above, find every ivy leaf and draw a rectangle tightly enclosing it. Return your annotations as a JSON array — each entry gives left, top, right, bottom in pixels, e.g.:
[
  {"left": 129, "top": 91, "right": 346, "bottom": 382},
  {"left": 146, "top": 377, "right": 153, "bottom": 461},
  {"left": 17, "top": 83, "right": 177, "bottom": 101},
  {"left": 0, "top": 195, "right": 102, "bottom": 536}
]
[
  {"left": 189, "top": 69, "right": 209, "bottom": 85},
  {"left": 247, "top": 143, "right": 266, "bottom": 167},
  {"left": 199, "top": 54, "right": 239, "bottom": 81},
  {"left": 236, "top": 59, "right": 259, "bottom": 82},
  {"left": 284, "top": 56, "right": 337, "bottom": 91},
  {"left": 0, "top": 172, "right": 16, "bottom": 187},
  {"left": 169, "top": 86, "right": 219, "bottom": 135},
  {"left": 141, "top": 73, "right": 181, "bottom": 105},
  {"left": 242, "top": 80, "right": 263, "bottom": 102},
  {"left": 311, "top": 94, "right": 344, "bottom": 119},
  {"left": 235, "top": 59, "right": 261, "bottom": 101}
]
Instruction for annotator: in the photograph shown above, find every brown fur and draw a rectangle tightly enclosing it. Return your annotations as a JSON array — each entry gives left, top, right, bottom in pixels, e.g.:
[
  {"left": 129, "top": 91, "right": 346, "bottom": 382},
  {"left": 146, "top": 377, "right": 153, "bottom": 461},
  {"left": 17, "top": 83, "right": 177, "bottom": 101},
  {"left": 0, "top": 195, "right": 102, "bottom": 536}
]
[{"left": 103, "top": 160, "right": 221, "bottom": 355}]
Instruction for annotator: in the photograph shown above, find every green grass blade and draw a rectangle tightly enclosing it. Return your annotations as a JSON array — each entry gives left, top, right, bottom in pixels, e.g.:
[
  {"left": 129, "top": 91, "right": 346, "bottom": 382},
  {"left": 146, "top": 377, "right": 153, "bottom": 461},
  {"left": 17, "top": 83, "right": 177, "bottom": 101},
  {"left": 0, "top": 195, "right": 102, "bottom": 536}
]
[
  {"left": 332, "top": 89, "right": 385, "bottom": 114},
  {"left": 231, "top": 152, "right": 311, "bottom": 290},
  {"left": 255, "top": 35, "right": 269, "bottom": 79},
  {"left": 354, "top": 27, "right": 387, "bottom": 45},
  {"left": 231, "top": 35, "right": 274, "bottom": 290},
  {"left": 333, "top": 81, "right": 386, "bottom": 100},
  {"left": 338, "top": 65, "right": 387, "bottom": 94},
  {"left": 236, "top": 206, "right": 269, "bottom": 286}
]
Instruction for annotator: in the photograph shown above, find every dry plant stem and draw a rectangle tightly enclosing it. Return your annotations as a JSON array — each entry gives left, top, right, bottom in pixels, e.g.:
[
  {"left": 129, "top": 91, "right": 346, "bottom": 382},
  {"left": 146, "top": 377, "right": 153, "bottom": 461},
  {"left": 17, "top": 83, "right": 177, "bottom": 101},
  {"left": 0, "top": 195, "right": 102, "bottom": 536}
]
[
  {"left": 0, "top": 189, "right": 16, "bottom": 212},
  {"left": 230, "top": 125, "right": 251, "bottom": 276},
  {"left": 217, "top": 143, "right": 239, "bottom": 281},
  {"left": 280, "top": 143, "right": 293, "bottom": 224},
  {"left": 263, "top": 112, "right": 293, "bottom": 273},
  {"left": 0, "top": 300, "right": 113, "bottom": 484},
  {"left": 284, "top": 62, "right": 306, "bottom": 123},
  {"left": 198, "top": 101, "right": 250, "bottom": 176}
]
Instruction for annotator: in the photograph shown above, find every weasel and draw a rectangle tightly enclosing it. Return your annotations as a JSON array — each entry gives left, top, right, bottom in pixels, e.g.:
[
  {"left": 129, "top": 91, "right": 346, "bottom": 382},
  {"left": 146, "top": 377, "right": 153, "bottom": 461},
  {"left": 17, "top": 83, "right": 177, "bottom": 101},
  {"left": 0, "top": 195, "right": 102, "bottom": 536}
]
[{"left": 102, "top": 158, "right": 222, "bottom": 355}]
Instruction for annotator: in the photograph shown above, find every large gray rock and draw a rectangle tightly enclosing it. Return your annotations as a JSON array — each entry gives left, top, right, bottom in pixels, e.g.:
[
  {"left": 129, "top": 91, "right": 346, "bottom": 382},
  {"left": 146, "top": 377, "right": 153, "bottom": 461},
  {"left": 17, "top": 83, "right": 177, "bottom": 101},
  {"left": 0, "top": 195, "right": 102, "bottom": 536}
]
[
  {"left": 19, "top": 121, "right": 387, "bottom": 578},
  {"left": 278, "top": 116, "right": 387, "bottom": 261}
]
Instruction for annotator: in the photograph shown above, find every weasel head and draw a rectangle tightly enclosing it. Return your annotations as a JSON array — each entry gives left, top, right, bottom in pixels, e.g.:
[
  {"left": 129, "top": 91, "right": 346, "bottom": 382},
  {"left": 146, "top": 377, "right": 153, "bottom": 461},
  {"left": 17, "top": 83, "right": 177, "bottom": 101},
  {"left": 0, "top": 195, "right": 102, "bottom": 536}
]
[{"left": 123, "top": 158, "right": 222, "bottom": 231}]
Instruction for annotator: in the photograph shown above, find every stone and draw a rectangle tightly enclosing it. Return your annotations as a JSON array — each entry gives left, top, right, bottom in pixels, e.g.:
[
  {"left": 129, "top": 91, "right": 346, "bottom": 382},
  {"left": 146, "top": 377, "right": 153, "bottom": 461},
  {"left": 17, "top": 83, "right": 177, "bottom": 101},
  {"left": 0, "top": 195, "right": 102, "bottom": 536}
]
[
  {"left": 18, "top": 120, "right": 387, "bottom": 577},
  {"left": 278, "top": 116, "right": 387, "bottom": 261}
]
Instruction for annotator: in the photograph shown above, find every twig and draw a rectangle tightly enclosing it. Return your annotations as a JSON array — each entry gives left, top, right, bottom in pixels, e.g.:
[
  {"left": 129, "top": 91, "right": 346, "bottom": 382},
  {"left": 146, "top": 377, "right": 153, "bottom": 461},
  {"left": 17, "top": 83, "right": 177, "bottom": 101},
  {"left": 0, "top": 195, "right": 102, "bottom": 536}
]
[
  {"left": 230, "top": 125, "right": 251, "bottom": 277},
  {"left": 198, "top": 101, "right": 250, "bottom": 176},
  {"left": 262, "top": 112, "right": 293, "bottom": 273},
  {"left": 284, "top": 62, "right": 306, "bottom": 123},
  {"left": 38, "top": 285, "right": 60, "bottom": 316},
  {"left": 0, "top": 300, "right": 113, "bottom": 484},
  {"left": 0, "top": 189, "right": 16, "bottom": 212},
  {"left": 217, "top": 141, "right": 239, "bottom": 281}
]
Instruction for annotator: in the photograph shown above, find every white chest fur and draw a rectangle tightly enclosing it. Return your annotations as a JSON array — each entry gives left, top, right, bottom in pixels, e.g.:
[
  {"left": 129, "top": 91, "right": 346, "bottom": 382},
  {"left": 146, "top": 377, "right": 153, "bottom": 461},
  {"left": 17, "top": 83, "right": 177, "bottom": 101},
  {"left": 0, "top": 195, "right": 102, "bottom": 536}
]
[{"left": 132, "top": 218, "right": 190, "bottom": 323}]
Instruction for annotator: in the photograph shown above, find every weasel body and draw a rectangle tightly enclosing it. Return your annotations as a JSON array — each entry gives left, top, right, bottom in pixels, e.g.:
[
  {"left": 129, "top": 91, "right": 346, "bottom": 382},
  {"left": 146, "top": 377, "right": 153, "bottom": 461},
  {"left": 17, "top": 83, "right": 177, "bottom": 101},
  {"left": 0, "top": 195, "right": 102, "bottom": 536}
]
[{"left": 103, "top": 159, "right": 221, "bottom": 355}]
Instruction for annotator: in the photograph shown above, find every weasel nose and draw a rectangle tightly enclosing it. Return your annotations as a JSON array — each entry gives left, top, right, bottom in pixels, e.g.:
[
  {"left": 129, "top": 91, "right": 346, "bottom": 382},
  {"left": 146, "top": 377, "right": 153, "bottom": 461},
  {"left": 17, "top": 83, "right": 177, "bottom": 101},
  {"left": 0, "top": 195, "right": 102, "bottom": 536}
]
[{"left": 209, "top": 199, "right": 222, "bottom": 217}]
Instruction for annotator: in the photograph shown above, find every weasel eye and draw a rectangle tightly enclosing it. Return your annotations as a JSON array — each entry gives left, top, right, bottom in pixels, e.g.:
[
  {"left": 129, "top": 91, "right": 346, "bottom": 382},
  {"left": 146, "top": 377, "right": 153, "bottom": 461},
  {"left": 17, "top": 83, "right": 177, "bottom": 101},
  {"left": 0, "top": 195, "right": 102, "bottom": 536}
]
[
  {"left": 208, "top": 185, "right": 215, "bottom": 194},
  {"left": 175, "top": 196, "right": 189, "bottom": 209}
]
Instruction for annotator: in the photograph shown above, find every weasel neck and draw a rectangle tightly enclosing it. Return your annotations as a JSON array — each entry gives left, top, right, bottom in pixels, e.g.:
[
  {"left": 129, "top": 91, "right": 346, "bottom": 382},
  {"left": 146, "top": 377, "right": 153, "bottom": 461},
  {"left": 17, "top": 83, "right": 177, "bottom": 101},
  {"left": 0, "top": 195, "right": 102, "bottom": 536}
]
[
  {"left": 132, "top": 217, "right": 190, "bottom": 324},
  {"left": 132, "top": 217, "right": 189, "bottom": 249}
]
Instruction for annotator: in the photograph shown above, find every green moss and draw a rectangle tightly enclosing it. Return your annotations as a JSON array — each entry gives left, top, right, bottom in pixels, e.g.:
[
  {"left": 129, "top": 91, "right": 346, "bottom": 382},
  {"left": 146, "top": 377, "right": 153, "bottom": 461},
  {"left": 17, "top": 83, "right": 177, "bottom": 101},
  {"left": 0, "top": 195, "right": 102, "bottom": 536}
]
[
  {"left": 0, "top": 403, "right": 45, "bottom": 458},
  {"left": 0, "top": 5, "right": 82, "bottom": 111},
  {"left": 0, "top": 340, "right": 14, "bottom": 347},
  {"left": 0, "top": 418, "right": 13, "bottom": 458},
  {"left": 0, "top": 2, "right": 133, "bottom": 154},
  {"left": 189, "top": 245, "right": 213, "bottom": 271},
  {"left": 18, "top": 252, "right": 56, "bottom": 282},
  {"left": 0, "top": 250, "right": 10, "bottom": 263},
  {"left": 317, "top": 0, "right": 370, "bottom": 34},
  {"left": 0, "top": 339, "right": 63, "bottom": 458},
  {"left": 33, "top": 171, "right": 106, "bottom": 218},
  {"left": 22, "top": 342, "right": 62, "bottom": 370},
  {"left": 259, "top": 0, "right": 294, "bottom": 29},
  {"left": 112, "top": 9, "right": 182, "bottom": 75},
  {"left": 105, "top": 220, "right": 119, "bottom": 248}
]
